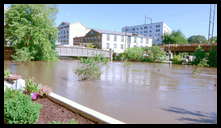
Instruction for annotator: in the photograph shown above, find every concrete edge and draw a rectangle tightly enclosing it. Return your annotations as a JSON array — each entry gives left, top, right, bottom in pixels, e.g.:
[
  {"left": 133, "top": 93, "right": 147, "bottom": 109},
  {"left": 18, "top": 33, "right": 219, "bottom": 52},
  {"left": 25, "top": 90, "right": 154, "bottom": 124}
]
[{"left": 48, "top": 92, "right": 126, "bottom": 124}]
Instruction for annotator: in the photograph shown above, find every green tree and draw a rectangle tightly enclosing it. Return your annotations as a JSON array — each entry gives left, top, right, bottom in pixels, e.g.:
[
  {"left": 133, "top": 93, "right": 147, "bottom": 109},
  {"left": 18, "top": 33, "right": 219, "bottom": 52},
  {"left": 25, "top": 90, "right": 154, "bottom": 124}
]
[
  {"left": 143, "top": 46, "right": 166, "bottom": 62},
  {"left": 208, "top": 46, "right": 217, "bottom": 67},
  {"left": 162, "top": 30, "right": 188, "bottom": 44},
  {"left": 192, "top": 46, "right": 207, "bottom": 65},
  {"left": 209, "top": 36, "right": 217, "bottom": 43},
  {"left": 5, "top": 4, "right": 58, "bottom": 61},
  {"left": 124, "top": 47, "right": 144, "bottom": 61},
  {"left": 188, "top": 35, "right": 207, "bottom": 44}
]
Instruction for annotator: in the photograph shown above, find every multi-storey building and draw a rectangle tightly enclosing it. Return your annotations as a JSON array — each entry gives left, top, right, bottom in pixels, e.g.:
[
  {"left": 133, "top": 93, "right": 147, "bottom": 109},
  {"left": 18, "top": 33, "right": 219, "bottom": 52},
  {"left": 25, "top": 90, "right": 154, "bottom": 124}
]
[
  {"left": 74, "top": 29, "right": 152, "bottom": 53},
  {"left": 57, "top": 22, "right": 90, "bottom": 46},
  {"left": 122, "top": 22, "right": 172, "bottom": 45}
]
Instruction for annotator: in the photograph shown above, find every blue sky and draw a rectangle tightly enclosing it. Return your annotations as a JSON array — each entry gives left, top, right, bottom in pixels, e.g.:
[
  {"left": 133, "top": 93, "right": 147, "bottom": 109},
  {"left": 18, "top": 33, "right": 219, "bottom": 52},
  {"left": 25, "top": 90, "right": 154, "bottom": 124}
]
[{"left": 5, "top": 4, "right": 217, "bottom": 39}]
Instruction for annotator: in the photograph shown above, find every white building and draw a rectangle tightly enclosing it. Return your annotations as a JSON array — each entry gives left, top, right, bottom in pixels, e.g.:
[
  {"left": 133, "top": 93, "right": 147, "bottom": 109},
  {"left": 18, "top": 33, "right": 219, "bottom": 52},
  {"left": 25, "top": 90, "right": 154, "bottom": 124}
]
[
  {"left": 122, "top": 22, "right": 172, "bottom": 45},
  {"left": 57, "top": 22, "right": 91, "bottom": 46},
  {"left": 74, "top": 29, "right": 152, "bottom": 53}
]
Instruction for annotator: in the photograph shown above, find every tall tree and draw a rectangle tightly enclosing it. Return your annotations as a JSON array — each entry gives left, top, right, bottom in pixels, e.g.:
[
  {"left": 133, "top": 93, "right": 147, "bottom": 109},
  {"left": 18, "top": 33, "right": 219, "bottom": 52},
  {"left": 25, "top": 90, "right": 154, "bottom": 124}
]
[
  {"left": 188, "top": 35, "right": 207, "bottom": 44},
  {"left": 5, "top": 4, "right": 58, "bottom": 61},
  {"left": 162, "top": 30, "right": 188, "bottom": 44},
  {"left": 209, "top": 36, "right": 217, "bottom": 43}
]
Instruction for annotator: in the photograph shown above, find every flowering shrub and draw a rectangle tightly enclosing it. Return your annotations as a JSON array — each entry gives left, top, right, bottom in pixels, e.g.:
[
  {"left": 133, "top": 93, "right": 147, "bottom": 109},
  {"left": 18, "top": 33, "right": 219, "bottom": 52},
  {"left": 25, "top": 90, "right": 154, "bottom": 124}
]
[
  {"left": 31, "top": 92, "right": 40, "bottom": 101},
  {"left": 38, "top": 86, "right": 52, "bottom": 97}
]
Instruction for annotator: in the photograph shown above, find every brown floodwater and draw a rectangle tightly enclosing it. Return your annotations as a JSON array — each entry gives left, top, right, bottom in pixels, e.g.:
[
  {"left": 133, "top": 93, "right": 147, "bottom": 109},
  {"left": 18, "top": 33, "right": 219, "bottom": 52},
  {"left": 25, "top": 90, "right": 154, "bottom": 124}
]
[{"left": 4, "top": 59, "right": 217, "bottom": 124}]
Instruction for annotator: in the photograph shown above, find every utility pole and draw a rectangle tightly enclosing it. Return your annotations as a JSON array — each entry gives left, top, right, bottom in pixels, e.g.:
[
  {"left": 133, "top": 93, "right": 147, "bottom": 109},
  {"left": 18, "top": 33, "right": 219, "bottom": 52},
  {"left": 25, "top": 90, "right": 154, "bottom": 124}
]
[
  {"left": 208, "top": 4, "right": 212, "bottom": 44},
  {"left": 211, "top": 4, "right": 216, "bottom": 43},
  {"left": 208, "top": 4, "right": 216, "bottom": 44}
]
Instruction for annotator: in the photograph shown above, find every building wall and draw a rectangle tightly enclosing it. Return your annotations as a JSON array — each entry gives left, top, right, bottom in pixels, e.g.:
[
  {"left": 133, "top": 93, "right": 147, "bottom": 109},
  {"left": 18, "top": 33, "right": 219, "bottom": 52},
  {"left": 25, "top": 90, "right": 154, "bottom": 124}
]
[
  {"left": 101, "top": 34, "right": 152, "bottom": 53},
  {"left": 69, "top": 23, "right": 90, "bottom": 46},
  {"left": 122, "top": 22, "right": 171, "bottom": 45},
  {"left": 58, "top": 22, "right": 90, "bottom": 47},
  {"left": 58, "top": 23, "right": 70, "bottom": 46}
]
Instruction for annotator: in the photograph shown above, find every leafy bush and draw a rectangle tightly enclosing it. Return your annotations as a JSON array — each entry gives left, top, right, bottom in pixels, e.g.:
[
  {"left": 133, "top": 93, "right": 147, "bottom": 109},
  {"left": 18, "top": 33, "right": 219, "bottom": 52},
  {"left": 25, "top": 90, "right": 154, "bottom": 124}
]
[
  {"left": 75, "top": 54, "right": 108, "bottom": 80},
  {"left": 93, "top": 54, "right": 109, "bottom": 64},
  {"left": 38, "top": 86, "right": 52, "bottom": 97},
  {"left": 172, "top": 55, "right": 183, "bottom": 64},
  {"left": 4, "top": 69, "right": 11, "bottom": 78},
  {"left": 86, "top": 43, "right": 96, "bottom": 48},
  {"left": 11, "top": 47, "right": 34, "bottom": 62},
  {"left": 75, "top": 64, "right": 101, "bottom": 80},
  {"left": 143, "top": 46, "right": 166, "bottom": 62},
  {"left": 24, "top": 79, "right": 40, "bottom": 94},
  {"left": 80, "top": 54, "right": 108, "bottom": 65},
  {"left": 192, "top": 46, "right": 206, "bottom": 65},
  {"left": 208, "top": 46, "right": 217, "bottom": 67},
  {"left": 124, "top": 47, "right": 144, "bottom": 61},
  {"left": 197, "top": 58, "right": 209, "bottom": 67},
  {"left": 4, "top": 88, "right": 42, "bottom": 124}
]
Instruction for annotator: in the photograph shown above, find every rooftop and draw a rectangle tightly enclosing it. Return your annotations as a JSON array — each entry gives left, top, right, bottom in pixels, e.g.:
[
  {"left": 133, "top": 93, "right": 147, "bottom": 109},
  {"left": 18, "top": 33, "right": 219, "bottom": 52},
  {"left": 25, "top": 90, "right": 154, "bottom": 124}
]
[{"left": 92, "top": 29, "right": 148, "bottom": 38}]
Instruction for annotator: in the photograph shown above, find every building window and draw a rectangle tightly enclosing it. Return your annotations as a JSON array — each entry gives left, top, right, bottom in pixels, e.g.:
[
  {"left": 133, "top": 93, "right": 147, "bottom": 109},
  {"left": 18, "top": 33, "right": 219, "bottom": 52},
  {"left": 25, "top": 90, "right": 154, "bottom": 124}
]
[
  {"left": 121, "top": 44, "right": 124, "bottom": 49},
  {"left": 114, "top": 43, "right": 117, "bottom": 48},
  {"left": 149, "top": 30, "right": 152, "bottom": 33},
  {"left": 146, "top": 39, "right": 149, "bottom": 44},
  {"left": 114, "top": 35, "right": 117, "bottom": 41},
  {"left": 156, "top": 25, "right": 160, "bottom": 28},
  {"left": 144, "top": 26, "right": 147, "bottom": 29},
  {"left": 144, "top": 31, "right": 147, "bottom": 33},
  {"left": 132, "top": 28, "right": 135, "bottom": 31},
  {"left": 121, "top": 36, "right": 124, "bottom": 42},
  {"left": 134, "top": 37, "right": 137, "bottom": 43},
  {"left": 156, "top": 29, "right": 160, "bottom": 32},
  {"left": 128, "top": 36, "right": 131, "bottom": 43},
  {"left": 107, "top": 43, "right": 110, "bottom": 49},
  {"left": 107, "top": 34, "right": 110, "bottom": 41}
]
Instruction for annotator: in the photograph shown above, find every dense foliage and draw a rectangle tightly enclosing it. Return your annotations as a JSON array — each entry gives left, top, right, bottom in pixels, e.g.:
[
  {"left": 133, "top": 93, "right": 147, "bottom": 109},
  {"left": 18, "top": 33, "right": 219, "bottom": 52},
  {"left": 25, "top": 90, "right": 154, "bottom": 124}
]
[
  {"left": 75, "top": 54, "right": 108, "bottom": 80},
  {"left": 114, "top": 46, "right": 166, "bottom": 63},
  {"left": 143, "top": 46, "right": 166, "bottom": 62},
  {"left": 11, "top": 47, "right": 34, "bottom": 62},
  {"left": 197, "top": 58, "right": 209, "bottom": 67},
  {"left": 24, "top": 79, "right": 40, "bottom": 94},
  {"left": 4, "top": 89, "right": 42, "bottom": 124},
  {"left": 124, "top": 47, "right": 144, "bottom": 61},
  {"left": 4, "top": 69, "right": 11, "bottom": 78},
  {"left": 207, "top": 46, "right": 217, "bottom": 67},
  {"left": 209, "top": 36, "right": 217, "bottom": 43},
  {"left": 172, "top": 55, "right": 183, "bottom": 64},
  {"left": 192, "top": 46, "right": 207, "bottom": 65},
  {"left": 86, "top": 43, "right": 96, "bottom": 48},
  {"left": 162, "top": 30, "right": 188, "bottom": 44},
  {"left": 188, "top": 35, "right": 207, "bottom": 44},
  {"left": 5, "top": 4, "right": 58, "bottom": 61}
]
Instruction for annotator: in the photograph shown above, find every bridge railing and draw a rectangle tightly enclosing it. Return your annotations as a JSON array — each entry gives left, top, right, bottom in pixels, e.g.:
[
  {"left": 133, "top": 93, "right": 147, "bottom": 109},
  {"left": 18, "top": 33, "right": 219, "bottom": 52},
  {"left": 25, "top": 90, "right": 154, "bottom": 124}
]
[
  {"left": 161, "top": 43, "right": 217, "bottom": 52},
  {"left": 56, "top": 46, "right": 112, "bottom": 60}
]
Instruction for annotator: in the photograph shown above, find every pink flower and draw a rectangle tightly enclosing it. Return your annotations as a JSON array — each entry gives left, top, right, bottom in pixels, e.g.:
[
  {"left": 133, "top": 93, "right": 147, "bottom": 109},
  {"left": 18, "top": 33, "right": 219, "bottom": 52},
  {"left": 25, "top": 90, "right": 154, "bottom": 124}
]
[{"left": 31, "top": 92, "right": 39, "bottom": 100}]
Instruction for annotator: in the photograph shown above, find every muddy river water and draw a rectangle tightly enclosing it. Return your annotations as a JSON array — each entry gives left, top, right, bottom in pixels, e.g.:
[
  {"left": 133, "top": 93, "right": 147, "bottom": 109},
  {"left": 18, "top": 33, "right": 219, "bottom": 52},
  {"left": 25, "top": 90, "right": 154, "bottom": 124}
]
[{"left": 4, "top": 59, "right": 217, "bottom": 124}]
